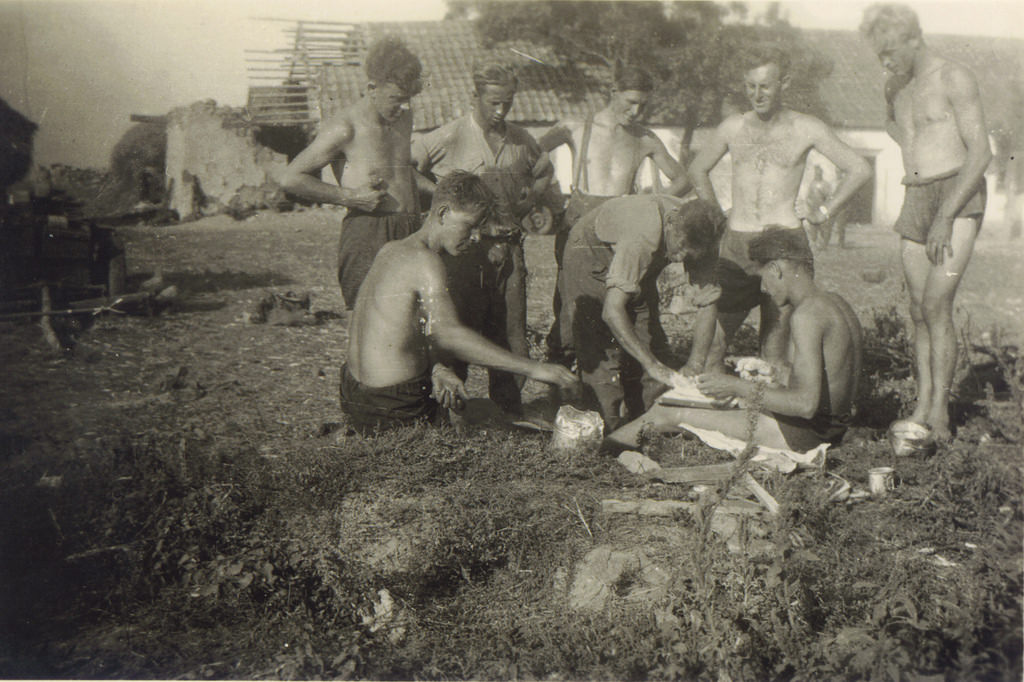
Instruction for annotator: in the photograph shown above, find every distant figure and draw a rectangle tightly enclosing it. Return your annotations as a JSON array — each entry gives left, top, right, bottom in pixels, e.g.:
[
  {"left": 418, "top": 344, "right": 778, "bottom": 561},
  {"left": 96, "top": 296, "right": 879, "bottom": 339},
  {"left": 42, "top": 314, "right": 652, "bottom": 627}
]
[
  {"left": 412, "top": 61, "right": 553, "bottom": 414},
  {"left": 340, "top": 171, "right": 577, "bottom": 432},
  {"left": 278, "top": 37, "right": 423, "bottom": 308},
  {"left": 688, "top": 45, "right": 872, "bottom": 374},
  {"left": 555, "top": 194, "right": 725, "bottom": 429},
  {"left": 607, "top": 229, "right": 863, "bottom": 453},
  {"left": 539, "top": 65, "right": 691, "bottom": 362},
  {"left": 861, "top": 4, "right": 991, "bottom": 441},
  {"left": 804, "top": 165, "right": 832, "bottom": 245}
]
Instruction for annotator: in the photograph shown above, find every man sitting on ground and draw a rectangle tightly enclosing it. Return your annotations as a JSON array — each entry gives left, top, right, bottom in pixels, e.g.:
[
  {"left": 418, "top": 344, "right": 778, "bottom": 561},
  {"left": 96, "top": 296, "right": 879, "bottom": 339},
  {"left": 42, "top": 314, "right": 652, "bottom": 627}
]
[
  {"left": 606, "top": 228, "right": 863, "bottom": 453},
  {"left": 340, "top": 170, "right": 578, "bottom": 432}
]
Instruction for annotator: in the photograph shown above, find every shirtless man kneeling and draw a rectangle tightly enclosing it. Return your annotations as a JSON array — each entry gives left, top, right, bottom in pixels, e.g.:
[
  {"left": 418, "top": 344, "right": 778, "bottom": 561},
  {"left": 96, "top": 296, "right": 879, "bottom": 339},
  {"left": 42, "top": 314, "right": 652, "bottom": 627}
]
[
  {"left": 607, "top": 229, "right": 863, "bottom": 453},
  {"left": 861, "top": 4, "right": 991, "bottom": 441},
  {"left": 340, "top": 170, "right": 578, "bottom": 432}
]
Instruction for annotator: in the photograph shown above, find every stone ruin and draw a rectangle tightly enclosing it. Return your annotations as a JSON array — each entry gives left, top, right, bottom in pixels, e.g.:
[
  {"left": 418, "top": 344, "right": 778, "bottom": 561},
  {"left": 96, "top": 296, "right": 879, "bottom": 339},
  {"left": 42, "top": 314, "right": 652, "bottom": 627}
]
[{"left": 165, "top": 100, "right": 291, "bottom": 222}]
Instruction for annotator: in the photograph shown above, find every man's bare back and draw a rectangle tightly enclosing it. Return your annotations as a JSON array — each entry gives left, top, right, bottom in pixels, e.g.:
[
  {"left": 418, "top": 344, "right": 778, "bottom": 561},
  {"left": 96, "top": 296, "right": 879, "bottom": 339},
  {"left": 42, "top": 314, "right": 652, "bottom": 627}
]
[{"left": 786, "top": 291, "right": 863, "bottom": 420}]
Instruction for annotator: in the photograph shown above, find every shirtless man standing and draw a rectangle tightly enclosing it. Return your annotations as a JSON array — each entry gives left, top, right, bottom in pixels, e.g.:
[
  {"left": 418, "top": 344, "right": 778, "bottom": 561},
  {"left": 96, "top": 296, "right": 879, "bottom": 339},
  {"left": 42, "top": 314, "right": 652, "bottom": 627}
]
[
  {"left": 607, "top": 229, "right": 863, "bottom": 453},
  {"left": 687, "top": 46, "right": 871, "bottom": 373},
  {"left": 860, "top": 4, "right": 991, "bottom": 440},
  {"left": 540, "top": 65, "right": 691, "bottom": 360},
  {"left": 341, "top": 171, "right": 577, "bottom": 432},
  {"left": 278, "top": 37, "right": 423, "bottom": 309}
]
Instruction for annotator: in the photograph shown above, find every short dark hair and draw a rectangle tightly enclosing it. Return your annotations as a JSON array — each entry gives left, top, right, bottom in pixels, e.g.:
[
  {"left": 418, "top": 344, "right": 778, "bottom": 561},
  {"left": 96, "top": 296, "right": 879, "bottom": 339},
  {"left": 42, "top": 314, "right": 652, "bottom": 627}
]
[
  {"left": 431, "top": 170, "right": 496, "bottom": 218},
  {"left": 614, "top": 64, "right": 654, "bottom": 93},
  {"left": 365, "top": 36, "right": 423, "bottom": 96},
  {"left": 742, "top": 44, "right": 790, "bottom": 78},
  {"left": 472, "top": 61, "right": 518, "bottom": 94},
  {"left": 664, "top": 198, "right": 727, "bottom": 262},
  {"left": 860, "top": 3, "right": 922, "bottom": 48},
  {"left": 748, "top": 227, "right": 814, "bottom": 272}
]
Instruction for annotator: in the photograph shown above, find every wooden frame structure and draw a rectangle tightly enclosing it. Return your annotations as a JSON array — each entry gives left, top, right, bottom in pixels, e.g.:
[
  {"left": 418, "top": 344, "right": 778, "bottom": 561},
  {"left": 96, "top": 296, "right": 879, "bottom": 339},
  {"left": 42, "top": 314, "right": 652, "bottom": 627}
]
[{"left": 244, "top": 18, "right": 366, "bottom": 127}]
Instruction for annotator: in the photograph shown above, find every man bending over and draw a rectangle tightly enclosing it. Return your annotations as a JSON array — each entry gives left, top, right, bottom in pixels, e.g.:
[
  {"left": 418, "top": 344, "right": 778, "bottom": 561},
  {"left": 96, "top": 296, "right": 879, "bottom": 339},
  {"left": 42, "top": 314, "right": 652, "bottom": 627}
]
[
  {"left": 861, "top": 4, "right": 991, "bottom": 441},
  {"left": 607, "top": 229, "right": 863, "bottom": 453},
  {"left": 341, "top": 170, "right": 577, "bottom": 432}
]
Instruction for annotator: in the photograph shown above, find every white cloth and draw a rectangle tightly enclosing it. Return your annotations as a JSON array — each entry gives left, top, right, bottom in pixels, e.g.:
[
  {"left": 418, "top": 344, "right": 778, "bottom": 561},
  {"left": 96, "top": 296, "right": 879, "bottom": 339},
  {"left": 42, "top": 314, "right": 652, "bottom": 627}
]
[{"left": 680, "top": 424, "right": 829, "bottom": 474}]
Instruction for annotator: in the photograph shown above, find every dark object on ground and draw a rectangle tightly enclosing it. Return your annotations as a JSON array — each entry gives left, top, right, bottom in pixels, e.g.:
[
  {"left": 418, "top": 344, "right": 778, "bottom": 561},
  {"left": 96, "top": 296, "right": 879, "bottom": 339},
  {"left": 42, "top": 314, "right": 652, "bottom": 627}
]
[
  {"left": 248, "top": 290, "right": 314, "bottom": 325},
  {"left": 0, "top": 199, "right": 126, "bottom": 309}
]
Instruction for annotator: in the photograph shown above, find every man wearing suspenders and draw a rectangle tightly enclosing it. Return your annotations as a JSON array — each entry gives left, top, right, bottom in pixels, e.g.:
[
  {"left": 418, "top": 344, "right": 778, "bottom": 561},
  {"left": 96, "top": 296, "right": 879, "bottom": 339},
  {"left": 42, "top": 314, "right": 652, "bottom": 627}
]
[{"left": 539, "top": 65, "right": 691, "bottom": 363}]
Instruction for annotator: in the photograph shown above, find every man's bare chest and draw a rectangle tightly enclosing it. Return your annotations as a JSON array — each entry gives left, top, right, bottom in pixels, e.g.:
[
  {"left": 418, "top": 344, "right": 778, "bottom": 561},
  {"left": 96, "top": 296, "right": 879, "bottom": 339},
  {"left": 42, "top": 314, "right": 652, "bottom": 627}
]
[
  {"left": 581, "top": 127, "right": 645, "bottom": 168},
  {"left": 355, "top": 123, "right": 412, "bottom": 161},
  {"left": 894, "top": 79, "right": 953, "bottom": 132},
  {"left": 730, "top": 125, "right": 808, "bottom": 170}
]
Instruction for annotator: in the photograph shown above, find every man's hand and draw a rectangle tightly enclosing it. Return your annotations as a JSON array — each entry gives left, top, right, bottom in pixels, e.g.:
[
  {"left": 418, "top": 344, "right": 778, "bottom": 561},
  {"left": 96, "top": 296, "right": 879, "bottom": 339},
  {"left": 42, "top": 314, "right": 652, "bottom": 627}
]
[
  {"left": 926, "top": 217, "right": 954, "bottom": 265},
  {"left": 695, "top": 373, "right": 746, "bottom": 400},
  {"left": 431, "top": 364, "right": 468, "bottom": 411},
  {"left": 646, "top": 362, "right": 678, "bottom": 389},
  {"left": 345, "top": 183, "right": 387, "bottom": 213},
  {"left": 531, "top": 363, "right": 579, "bottom": 390},
  {"left": 678, "top": 362, "right": 703, "bottom": 378},
  {"left": 690, "top": 283, "right": 722, "bottom": 308}
]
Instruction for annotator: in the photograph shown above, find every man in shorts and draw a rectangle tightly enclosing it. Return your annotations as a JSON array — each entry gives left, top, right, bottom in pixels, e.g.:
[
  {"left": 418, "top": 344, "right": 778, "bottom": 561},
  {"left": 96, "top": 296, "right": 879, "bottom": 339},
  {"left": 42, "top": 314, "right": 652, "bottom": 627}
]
[
  {"left": 606, "top": 229, "right": 863, "bottom": 453},
  {"left": 687, "top": 45, "right": 871, "bottom": 374},
  {"left": 555, "top": 194, "right": 725, "bottom": 429},
  {"left": 340, "top": 171, "right": 577, "bottom": 433},
  {"left": 861, "top": 4, "right": 991, "bottom": 441},
  {"left": 539, "top": 65, "right": 691, "bottom": 361},
  {"left": 412, "top": 62, "right": 553, "bottom": 413},
  {"left": 278, "top": 37, "right": 423, "bottom": 309}
]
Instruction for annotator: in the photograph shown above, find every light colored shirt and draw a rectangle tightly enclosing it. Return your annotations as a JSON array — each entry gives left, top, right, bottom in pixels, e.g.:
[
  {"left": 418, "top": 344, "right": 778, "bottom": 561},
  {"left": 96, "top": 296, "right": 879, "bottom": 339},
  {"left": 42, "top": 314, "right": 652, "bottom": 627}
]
[
  {"left": 412, "top": 115, "right": 551, "bottom": 209},
  {"left": 592, "top": 195, "right": 685, "bottom": 295}
]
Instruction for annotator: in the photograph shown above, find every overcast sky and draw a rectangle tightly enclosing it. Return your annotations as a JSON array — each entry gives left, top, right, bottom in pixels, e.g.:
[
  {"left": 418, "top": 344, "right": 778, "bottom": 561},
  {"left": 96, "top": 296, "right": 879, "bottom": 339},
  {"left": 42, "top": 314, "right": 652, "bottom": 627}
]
[{"left": 1, "top": 0, "right": 1021, "bottom": 168}]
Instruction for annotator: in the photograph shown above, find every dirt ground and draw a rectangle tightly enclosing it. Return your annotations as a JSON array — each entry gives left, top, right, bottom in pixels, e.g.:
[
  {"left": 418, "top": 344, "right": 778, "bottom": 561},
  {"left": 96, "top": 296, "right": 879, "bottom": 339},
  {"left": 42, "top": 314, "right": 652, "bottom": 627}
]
[{"left": 1, "top": 209, "right": 1021, "bottom": 679}]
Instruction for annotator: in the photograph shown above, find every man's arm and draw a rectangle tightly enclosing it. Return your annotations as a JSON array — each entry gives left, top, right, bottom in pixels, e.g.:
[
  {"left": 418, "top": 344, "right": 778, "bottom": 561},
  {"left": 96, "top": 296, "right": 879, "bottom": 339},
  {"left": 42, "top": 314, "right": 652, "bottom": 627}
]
[
  {"left": 680, "top": 258, "right": 721, "bottom": 374},
  {"left": 420, "top": 255, "right": 577, "bottom": 388},
  {"left": 697, "top": 306, "right": 824, "bottom": 418},
  {"left": 277, "top": 117, "right": 384, "bottom": 211},
  {"left": 645, "top": 132, "right": 692, "bottom": 197},
  {"left": 537, "top": 121, "right": 574, "bottom": 154},
  {"left": 884, "top": 74, "right": 908, "bottom": 145},
  {"left": 928, "top": 63, "right": 992, "bottom": 264},
  {"left": 806, "top": 118, "right": 872, "bottom": 224},
  {"left": 687, "top": 122, "right": 731, "bottom": 209},
  {"left": 602, "top": 287, "right": 676, "bottom": 387}
]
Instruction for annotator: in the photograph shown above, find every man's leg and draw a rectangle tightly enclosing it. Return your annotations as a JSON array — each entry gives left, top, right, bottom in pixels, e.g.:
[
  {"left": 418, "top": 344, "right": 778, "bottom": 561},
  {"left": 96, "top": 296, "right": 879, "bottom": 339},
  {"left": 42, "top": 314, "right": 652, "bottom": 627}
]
[
  {"left": 605, "top": 404, "right": 796, "bottom": 452},
  {"left": 488, "top": 241, "right": 527, "bottom": 414},
  {"left": 900, "top": 238, "right": 933, "bottom": 427},
  {"left": 917, "top": 219, "right": 979, "bottom": 438}
]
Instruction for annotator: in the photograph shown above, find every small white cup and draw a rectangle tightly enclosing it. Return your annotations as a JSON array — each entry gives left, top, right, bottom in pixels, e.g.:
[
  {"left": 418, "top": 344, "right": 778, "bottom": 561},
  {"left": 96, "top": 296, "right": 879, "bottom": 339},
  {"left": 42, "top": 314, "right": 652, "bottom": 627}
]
[{"left": 868, "top": 466, "right": 897, "bottom": 498}]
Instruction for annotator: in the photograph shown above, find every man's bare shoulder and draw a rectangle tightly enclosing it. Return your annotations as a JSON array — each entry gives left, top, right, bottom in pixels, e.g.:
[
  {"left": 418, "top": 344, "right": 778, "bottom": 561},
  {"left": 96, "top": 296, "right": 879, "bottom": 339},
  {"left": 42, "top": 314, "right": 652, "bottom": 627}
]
[
  {"left": 317, "top": 107, "right": 360, "bottom": 143},
  {"left": 937, "top": 57, "right": 981, "bottom": 94},
  {"left": 717, "top": 113, "right": 747, "bottom": 140},
  {"left": 795, "top": 291, "right": 861, "bottom": 334},
  {"left": 787, "top": 109, "right": 830, "bottom": 135}
]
